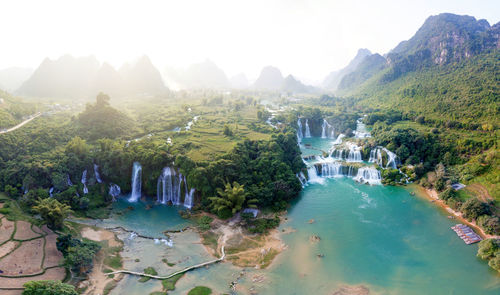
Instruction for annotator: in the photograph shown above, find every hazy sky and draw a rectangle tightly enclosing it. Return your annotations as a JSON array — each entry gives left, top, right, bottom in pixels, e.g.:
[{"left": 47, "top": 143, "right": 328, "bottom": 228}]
[{"left": 1, "top": 0, "right": 499, "bottom": 82}]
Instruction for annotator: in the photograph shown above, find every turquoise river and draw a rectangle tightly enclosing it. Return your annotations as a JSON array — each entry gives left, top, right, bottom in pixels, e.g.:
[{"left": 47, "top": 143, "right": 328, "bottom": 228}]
[{"left": 98, "top": 137, "right": 500, "bottom": 295}]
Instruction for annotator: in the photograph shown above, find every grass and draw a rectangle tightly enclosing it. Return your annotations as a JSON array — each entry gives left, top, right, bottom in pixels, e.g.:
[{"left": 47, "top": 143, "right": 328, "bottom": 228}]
[
  {"left": 149, "top": 292, "right": 167, "bottom": 295},
  {"left": 188, "top": 286, "right": 213, "bottom": 295},
  {"left": 138, "top": 267, "right": 158, "bottom": 283},
  {"left": 104, "top": 252, "right": 122, "bottom": 269},
  {"left": 103, "top": 280, "right": 118, "bottom": 295},
  {"left": 161, "top": 273, "right": 184, "bottom": 291},
  {"left": 225, "top": 237, "right": 259, "bottom": 255},
  {"left": 259, "top": 248, "right": 279, "bottom": 269},
  {"left": 162, "top": 258, "right": 175, "bottom": 267},
  {"left": 201, "top": 231, "right": 219, "bottom": 255}
]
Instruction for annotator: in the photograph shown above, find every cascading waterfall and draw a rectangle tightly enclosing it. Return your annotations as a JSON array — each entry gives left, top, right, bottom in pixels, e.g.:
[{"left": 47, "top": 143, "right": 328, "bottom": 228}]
[
  {"left": 184, "top": 188, "right": 195, "bottom": 209},
  {"left": 368, "top": 147, "right": 398, "bottom": 169},
  {"left": 346, "top": 144, "right": 363, "bottom": 162},
  {"left": 49, "top": 187, "right": 54, "bottom": 197},
  {"left": 157, "top": 167, "right": 193, "bottom": 208},
  {"left": 321, "top": 162, "right": 343, "bottom": 177},
  {"left": 94, "top": 164, "right": 102, "bottom": 183},
  {"left": 384, "top": 148, "right": 398, "bottom": 169},
  {"left": 81, "top": 170, "right": 88, "bottom": 194},
  {"left": 354, "top": 118, "right": 371, "bottom": 138},
  {"left": 329, "top": 149, "right": 344, "bottom": 160},
  {"left": 296, "top": 172, "right": 308, "bottom": 187},
  {"left": 321, "top": 119, "right": 335, "bottom": 139},
  {"left": 66, "top": 174, "right": 73, "bottom": 186},
  {"left": 297, "top": 118, "right": 303, "bottom": 142},
  {"left": 109, "top": 183, "right": 121, "bottom": 201},
  {"left": 354, "top": 167, "right": 381, "bottom": 185},
  {"left": 307, "top": 166, "right": 323, "bottom": 184},
  {"left": 332, "top": 134, "right": 345, "bottom": 145},
  {"left": 129, "top": 162, "right": 142, "bottom": 202},
  {"left": 305, "top": 119, "right": 311, "bottom": 138}
]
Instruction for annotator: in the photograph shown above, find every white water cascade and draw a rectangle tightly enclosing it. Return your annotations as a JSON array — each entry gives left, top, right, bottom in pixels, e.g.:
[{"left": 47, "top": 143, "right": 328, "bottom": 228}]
[
  {"left": 354, "top": 167, "right": 381, "bottom": 185},
  {"left": 157, "top": 167, "right": 193, "bottom": 208},
  {"left": 332, "top": 134, "right": 345, "bottom": 145},
  {"left": 305, "top": 119, "right": 311, "bottom": 138},
  {"left": 321, "top": 119, "right": 335, "bottom": 139},
  {"left": 297, "top": 118, "right": 303, "bottom": 142},
  {"left": 354, "top": 118, "right": 371, "bottom": 138},
  {"left": 94, "top": 164, "right": 102, "bottom": 183},
  {"left": 129, "top": 162, "right": 142, "bottom": 202},
  {"left": 109, "top": 184, "right": 121, "bottom": 201},
  {"left": 307, "top": 166, "right": 323, "bottom": 184},
  {"left": 368, "top": 147, "right": 398, "bottom": 169},
  {"left": 49, "top": 187, "right": 54, "bottom": 197},
  {"left": 385, "top": 148, "right": 398, "bottom": 169},
  {"left": 346, "top": 144, "right": 363, "bottom": 162},
  {"left": 66, "top": 174, "right": 73, "bottom": 186},
  {"left": 184, "top": 188, "right": 195, "bottom": 209},
  {"left": 296, "top": 172, "right": 308, "bottom": 187},
  {"left": 81, "top": 170, "right": 88, "bottom": 194}
]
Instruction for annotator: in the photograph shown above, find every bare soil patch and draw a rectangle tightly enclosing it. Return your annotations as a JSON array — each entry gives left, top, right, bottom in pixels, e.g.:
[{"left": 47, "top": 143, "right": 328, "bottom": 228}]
[
  {"left": 43, "top": 234, "right": 63, "bottom": 268},
  {"left": 0, "top": 241, "right": 19, "bottom": 259},
  {"left": 13, "top": 221, "right": 41, "bottom": 241},
  {"left": 0, "top": 219, "right": 15, "bottom": 244},
  {"left": 332, "top": 284, "right": 370, "bottom": 295},
  {"left": 81, "top": 227, "right": 120, "bottom": 247},
  {"left": 0, "top": 238, "right": 44, "bottom": 275}
]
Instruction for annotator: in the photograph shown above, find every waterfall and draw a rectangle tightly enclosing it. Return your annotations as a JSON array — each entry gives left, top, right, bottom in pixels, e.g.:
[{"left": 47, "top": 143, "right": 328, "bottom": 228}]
[
  {"left": 321, "top": 162, "right": 343, "bottom": 178},
  {"left": 157, "top": 167, "right": 193, "bottom": 208},
  {"left": 129, "top": 162, "right": 142, "bottom": 202},
  {"left": 384, "top": 148, "right": 398, "bottom": 169},
  {"left": 307, "top": 166, "right": 323, "bottom": 184},
  {"left": 297, "top": 118, "right": 303, "bottom": 142},
  {"left": 354, "top": 167, "right": 381, "bottom": 185},
  {"left": 94, "top": 164, "right": 102, "bottom": 183},
  {"left": 329, "top": 149, "right": 344, "bottom": 160},
  {"left": 354, "top": 118, "right": 371, "bottom": 138},
  {"left": 332, "top": 134, "right": 345, "bottom": 145},
  {"left": 321, "top": 119, "right": 335, "bottom": 139},
  {"left": 81, "top": 170, "right": 87, "bottom": 184},
  {"left": 109, "top": 183, "right": 121, "bottom": 201},
  {"left": 296, "top": 172, "right": 308, "bottom": 187},
  {"left": 81, "top": 170, "right": 88, "bottom": 194},
  {"left": 49, "top": 187, "right": 54, "bottom": 197},
  {"left": 346, "top": 144, "right": 362, "bottom": 162},
  {"left": 66, "top": 174, "right": 73, "bottom": 186},
  {"left": 368, "top": 147, "right": 398, "bottom": 169},
  {"left": 305, "top": 119, "right": 311, "bottom": 138},
  {"left": 184, "top": 188, "right": 195, "bottom": 209}
]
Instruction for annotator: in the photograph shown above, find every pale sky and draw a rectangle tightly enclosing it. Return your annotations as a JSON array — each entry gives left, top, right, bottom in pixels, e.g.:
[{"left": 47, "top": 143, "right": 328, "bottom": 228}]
[{"left": 0, "top": 0, "right": 499, "bottom": 82}]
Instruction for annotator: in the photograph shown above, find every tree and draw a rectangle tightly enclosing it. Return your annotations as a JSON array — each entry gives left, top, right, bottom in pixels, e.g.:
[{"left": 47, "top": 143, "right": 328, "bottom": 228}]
[
  {"left": 477, "top": 239, "right": 499, "bottom": 260},
  {"left": 32, "top": 198, "right": 73, "bottom": 229},
  {"left": 57, "top": 234, "right": 101, "bottom": 274},
  {"left": 209, "top": 182, "right": 256, "bottom": 218},
  {"left": 461, "top": 198, "right": 490, "bottom": 221},
  {"left": 95, "top": 92, "right": 111, "bottom": 107},
  {"left": 22, "top": 280, "right": 77, "bottom": 295},
  {"left": 65, "top": 136, "right": 89, "bottom": 159},
  {"left": 223, "top": 124, "right": 233, "bottom": 136}
]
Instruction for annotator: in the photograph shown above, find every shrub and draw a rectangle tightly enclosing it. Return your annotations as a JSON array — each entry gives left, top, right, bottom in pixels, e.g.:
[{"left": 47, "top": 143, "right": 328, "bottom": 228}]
[
  {"left": 22, "top": 280, "right": 77, "bottom": 295},
  {"left": 461, "top": 198, "right": 490, "bottom": 221}
]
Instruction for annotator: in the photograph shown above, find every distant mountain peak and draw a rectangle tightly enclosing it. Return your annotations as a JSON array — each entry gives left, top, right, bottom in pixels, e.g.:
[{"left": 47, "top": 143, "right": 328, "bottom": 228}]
[
  {"left": 322, "top": 48, "right": 372, "bottom": 91},
  {"left": 253, "top": 66, "right": 284, "bottom": 90}
]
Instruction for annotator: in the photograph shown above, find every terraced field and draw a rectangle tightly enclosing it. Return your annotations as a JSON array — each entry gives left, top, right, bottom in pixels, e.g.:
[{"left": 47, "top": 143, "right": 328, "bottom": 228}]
[{"left": 0, "top": 204, "right": 66, "bottom": 294}]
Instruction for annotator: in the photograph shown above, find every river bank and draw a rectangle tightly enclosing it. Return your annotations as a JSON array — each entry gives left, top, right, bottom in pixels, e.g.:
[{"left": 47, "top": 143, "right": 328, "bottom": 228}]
[{"left": 413, "top": 184, "right": 500, "bottom": 240}]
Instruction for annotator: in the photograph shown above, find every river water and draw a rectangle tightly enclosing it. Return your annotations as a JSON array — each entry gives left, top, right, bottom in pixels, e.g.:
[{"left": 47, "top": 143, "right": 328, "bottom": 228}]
[{"left": 105, "top": 137, "right": 500, "bottom": 294}]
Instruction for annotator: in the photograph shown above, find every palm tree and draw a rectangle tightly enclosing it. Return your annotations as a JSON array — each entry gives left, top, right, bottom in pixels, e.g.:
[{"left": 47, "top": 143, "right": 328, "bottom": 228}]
[{"left": 209, "top": 182, "right": 257, "bottom": 218}]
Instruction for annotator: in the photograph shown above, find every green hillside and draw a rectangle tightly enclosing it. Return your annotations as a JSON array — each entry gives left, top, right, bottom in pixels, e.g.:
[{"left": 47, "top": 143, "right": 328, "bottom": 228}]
[{"left": 344, "top": 51, "right": 499, "bottom": 126}]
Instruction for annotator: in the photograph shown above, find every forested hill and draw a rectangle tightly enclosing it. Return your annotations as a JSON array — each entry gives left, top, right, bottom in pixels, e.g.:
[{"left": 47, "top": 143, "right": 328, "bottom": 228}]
[
  {"left": 0, "top": 90, "right": 37, "bottom": 128},
  {"left": 336, "top": 13, "right": 499, "bottom": 126}
]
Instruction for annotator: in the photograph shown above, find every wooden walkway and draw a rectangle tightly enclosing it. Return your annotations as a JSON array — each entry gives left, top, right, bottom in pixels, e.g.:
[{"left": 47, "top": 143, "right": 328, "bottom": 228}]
[{"left": 107, "top": 246, "right": 225, "bottom": 280}]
